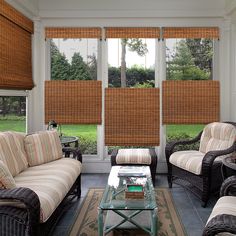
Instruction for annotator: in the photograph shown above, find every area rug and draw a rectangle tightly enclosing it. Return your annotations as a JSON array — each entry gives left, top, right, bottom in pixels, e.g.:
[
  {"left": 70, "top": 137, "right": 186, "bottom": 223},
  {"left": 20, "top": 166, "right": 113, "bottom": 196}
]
[{"left": 68, "top": 188, "right": 186, "bottom": 236}]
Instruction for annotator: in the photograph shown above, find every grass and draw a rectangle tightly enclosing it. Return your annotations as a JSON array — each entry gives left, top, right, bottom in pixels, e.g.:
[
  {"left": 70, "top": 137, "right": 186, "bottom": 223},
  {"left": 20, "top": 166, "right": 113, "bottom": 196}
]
[
  {"left": 0, "top": 117, "right": 204, "bottom": 140},
  {"left": 166, "top": 124, "right": 204, "bottom": 138}
]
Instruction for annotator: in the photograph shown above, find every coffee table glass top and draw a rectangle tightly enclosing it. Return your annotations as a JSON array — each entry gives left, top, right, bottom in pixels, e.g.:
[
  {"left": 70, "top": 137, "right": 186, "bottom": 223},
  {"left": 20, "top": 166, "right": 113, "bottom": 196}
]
[{"left": 99, "top": 166, "right": 156, "bottom": 210}]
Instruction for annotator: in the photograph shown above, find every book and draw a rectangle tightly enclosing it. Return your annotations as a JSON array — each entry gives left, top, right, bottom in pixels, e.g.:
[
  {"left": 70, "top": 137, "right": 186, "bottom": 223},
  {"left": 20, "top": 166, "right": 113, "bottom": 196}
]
[{"left": 118, "top": 166, "right": 147, "bottom": 177}]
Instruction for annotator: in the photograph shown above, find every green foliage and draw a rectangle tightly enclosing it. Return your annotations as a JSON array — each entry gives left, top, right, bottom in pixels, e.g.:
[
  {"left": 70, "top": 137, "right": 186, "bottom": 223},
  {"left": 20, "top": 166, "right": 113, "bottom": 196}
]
[
  {"left": 122, "top": 38, "right": 148, "bottom": 56},
  {"left": 78, "top": 136, "right": 97, "bottom": 154},
  {"left": 69, "top": 52, "right": 92, "bottom": 80},
  {"left": 167, "top": 39, "right": 211, "bottom": 81},
  {"left": 51, "top": 41, "right": 70, "bottom": 81},
  {"left": 108, "top": 66, "right": 155, "bottom": 87}
]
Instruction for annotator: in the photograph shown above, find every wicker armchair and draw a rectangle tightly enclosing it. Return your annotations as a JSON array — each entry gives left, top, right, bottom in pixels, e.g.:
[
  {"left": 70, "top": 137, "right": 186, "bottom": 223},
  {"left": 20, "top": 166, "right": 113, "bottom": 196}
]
[
  {"left": 166, "top": 122, "right": 236, "bottom": 207},
  {"left": 203, "top": 176, "right": 236, "bottom": 236}
]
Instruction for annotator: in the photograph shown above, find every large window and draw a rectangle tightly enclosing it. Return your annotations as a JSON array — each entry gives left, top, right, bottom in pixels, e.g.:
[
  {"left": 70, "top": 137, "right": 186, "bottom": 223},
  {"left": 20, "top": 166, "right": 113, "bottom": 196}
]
[
  {"left": 108, "top": 38, "right": 155, "bottom": 88},
  {"left": 0, "top": 96, "right": 26, "bottom": 132},
  {"left": 50, "top": 38, "right": 98, "bottom": 155},
  {"left": 165, "top": 38, "right": 214, "bottom": 143}
]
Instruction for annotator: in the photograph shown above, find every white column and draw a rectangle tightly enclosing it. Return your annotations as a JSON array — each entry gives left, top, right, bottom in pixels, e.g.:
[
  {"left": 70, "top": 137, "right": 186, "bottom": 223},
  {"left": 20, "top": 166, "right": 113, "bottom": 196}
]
[
  {"left": 219, "top": 18, "right": 231, "bottom": 121},
  {"left": 27, "top": 19, "right": 45, "bottom": 133},
  {"left": 229, "top": 22, "right": 236, "bottom": 121}
]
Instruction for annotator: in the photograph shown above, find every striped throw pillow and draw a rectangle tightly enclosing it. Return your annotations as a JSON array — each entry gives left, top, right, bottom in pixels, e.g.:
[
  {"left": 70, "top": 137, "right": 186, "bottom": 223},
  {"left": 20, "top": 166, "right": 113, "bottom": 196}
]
[
  {"left": 0, "top": 132, "right": 28, "bottom": 177},
  {"left": 0, "top": 160, "right": 16, "bottom": 189},
  {"left": 25, "top": 131, "right": 63, "bottom": 167}
]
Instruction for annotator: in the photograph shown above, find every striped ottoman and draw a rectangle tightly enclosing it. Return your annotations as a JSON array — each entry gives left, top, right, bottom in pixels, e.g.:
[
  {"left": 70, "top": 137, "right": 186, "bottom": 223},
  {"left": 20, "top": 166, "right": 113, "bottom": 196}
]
[{"left": 111, "top": 148, "right": 157, "bottom": 185}]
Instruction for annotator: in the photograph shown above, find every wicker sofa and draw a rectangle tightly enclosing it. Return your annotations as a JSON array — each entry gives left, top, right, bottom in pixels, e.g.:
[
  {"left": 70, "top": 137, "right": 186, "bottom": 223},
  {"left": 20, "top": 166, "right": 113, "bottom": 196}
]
[
  {"left": 203, "top": 176, "right": 236, "bottom": 236},
  {"left": 0, "top": 131, "right": 82, "bottom": 236}
]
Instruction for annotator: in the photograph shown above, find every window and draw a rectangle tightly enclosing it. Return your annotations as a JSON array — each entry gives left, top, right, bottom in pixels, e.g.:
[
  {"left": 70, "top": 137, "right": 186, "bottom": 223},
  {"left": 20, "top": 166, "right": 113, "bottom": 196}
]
[
  {"left": 50, "top": 38, "right": 98, "bottom": 155},
  {"left": 108, "top": 38, "right": 155, "bottom": 88},
  {"left": 0, "top": 96, "right": 26, "bottom": 132},
  {"left": 165, "top": 38, "right": 214, "bottom": 142}
]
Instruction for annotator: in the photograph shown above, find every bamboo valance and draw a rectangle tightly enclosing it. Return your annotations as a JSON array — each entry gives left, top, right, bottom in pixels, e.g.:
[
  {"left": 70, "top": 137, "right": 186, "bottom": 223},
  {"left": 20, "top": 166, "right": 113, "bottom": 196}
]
[
  {"left": 45, "top": 81, "right": 102, "bottom": 124},
  {"left": 162, "top": 80, "right": 220, "bottom": 124},
  {"left": 162, "top": 27, "right": 219, "bottom": 39},
  {"left": 0, "top": 15, "right": 34, "bottom": 90},
  {"left": 0, "top": 0, "right": 33, "bottom": 33},
  {"left": 105, "top": 88, "right": 160, "bottom": 146},
  {"left": 105, "top": 27, "right": 160, "bottom": 38},
  {"left": 45, "top": 27, "right": 102, "bottom": 39}
]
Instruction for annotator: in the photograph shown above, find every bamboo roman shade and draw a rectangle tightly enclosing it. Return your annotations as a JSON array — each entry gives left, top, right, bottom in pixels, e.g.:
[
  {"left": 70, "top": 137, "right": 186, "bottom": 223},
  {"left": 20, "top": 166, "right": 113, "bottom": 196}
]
[
  {"left": 162, "top": 81, "right": 220, "bottom": 124},
  {"left": 0, "top": 0, "right": 34, "bottom": 90},
  {"left": 45, "top": 27, "right": 102, "bottom": 39},
  {"left": 105, "top": 88, "right": 160, "bottom": 146},
  {"left": 105, "top": 27, "right": 160, "bottom": 38},
  {"left": 162, "top": 27, "right": 219, "bottom": 39},
  {"left": 45, "top": 81, "right": 102, "bottom": 124}
]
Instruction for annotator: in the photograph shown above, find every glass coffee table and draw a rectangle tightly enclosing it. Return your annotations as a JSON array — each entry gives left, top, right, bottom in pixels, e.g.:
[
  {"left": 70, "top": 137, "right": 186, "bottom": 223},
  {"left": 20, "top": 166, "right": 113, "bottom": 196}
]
[{"left": 98, "top": 166, "right": 157, "bottom": 236}]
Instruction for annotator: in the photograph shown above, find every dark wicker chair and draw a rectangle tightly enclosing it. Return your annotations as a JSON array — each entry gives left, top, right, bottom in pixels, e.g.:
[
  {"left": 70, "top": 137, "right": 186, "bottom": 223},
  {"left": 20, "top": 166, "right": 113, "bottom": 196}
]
[
  {"left": 0, "top": 147, "right": 82, "bottom": 236},
  {"left": 166, "top": 122, "right": 236, "bottom": 207},
  {"left": 203, "top": 175, "right": 236, "bottom": 236},
  {"left": 111, "top": 148, "right": 157, "bottom": 185}
]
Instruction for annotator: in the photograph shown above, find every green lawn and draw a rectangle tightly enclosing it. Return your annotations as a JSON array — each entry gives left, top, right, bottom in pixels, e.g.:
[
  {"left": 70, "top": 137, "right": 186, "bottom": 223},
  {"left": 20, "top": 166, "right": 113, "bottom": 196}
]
[{"left": 0, "top": 118, "right": 204, "bottom": 141}]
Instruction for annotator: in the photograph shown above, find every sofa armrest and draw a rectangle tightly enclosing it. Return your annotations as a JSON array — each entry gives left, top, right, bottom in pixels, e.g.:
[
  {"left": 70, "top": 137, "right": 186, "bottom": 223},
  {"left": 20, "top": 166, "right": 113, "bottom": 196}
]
[
  {"left": 0, "top": 187, "right": 40, "bottom": 231},
  {"left": 62, "top": 147, "right": 82, "bottom": 163},
  {"left": 220, "top": 176, "right": 236, "bottom": 197},
  {"left": 203, "top": 214, "right": 236, "bottom": 236}
]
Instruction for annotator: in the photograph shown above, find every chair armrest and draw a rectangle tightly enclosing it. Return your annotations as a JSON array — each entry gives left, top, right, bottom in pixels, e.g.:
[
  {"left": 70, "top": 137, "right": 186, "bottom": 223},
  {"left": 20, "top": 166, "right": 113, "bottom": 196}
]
[
  {"left": 165, "top": 131, "right": 202, "bottom": 161},
  {"left": 220, "top": 176, "right": 236, "bottom": 197},
  {"left": 0, "top": 187, "right": 40, "bottom": 224},
  {"left": 62, "top": 147, "right": 82, "bottom": 163},
  {"left": 202, "top": 142, "right": 236, "bottom": 175},
  {"left": 203, "top": 214, "right": 236, "bottom": 236}
]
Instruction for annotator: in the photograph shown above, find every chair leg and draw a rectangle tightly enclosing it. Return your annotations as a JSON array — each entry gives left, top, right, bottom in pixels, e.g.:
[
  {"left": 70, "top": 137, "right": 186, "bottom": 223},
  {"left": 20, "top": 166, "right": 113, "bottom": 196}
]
[{"left": 167, "top": 165, "right": 173, "bottom": 188}]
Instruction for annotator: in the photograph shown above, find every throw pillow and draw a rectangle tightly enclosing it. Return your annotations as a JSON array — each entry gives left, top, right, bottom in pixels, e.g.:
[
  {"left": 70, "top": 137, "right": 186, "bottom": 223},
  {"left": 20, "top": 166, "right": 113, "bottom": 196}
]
[{"left": 24, "top": 130, "right": 63, "bottom": 166}]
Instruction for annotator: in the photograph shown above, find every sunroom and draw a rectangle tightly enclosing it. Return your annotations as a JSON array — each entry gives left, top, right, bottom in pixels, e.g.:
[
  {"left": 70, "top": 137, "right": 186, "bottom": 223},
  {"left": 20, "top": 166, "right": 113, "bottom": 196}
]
[{"left": 0, "top": 0, "right": 236, "bottom": 235}]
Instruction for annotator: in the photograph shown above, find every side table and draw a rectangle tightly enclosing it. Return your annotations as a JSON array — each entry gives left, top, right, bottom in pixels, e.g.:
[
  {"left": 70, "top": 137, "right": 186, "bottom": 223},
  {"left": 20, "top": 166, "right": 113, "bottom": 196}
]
[
  {"left": 60, "top": 136, "right": 80, "bottom": 157},
  {"left": 222, "top": 156, "right": 236, "bottom": 179}
]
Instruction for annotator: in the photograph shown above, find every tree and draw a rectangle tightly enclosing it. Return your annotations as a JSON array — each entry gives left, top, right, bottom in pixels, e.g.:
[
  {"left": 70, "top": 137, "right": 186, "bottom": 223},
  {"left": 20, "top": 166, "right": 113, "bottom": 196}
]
[
  {"left": 87, "top": 54, "right": 97, "bottom": 80},
  {"left": 69, "top": 52, "right": 92, "bottom": 80},
  {"left": 50, "top": 40, "right": 70, "bottom": 80},
  {"left": 120, "top": 39, "right": 148, "bottom": 87},
  {"left": 186, "top": 39, "right": 213, "bottom": 79},
  {"left": 167, "top": 40, "right": 209, "bottom": 80}
]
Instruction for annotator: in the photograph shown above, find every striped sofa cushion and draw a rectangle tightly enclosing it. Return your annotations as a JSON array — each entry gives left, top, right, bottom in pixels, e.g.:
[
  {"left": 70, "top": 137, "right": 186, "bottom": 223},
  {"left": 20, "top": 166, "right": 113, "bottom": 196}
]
[
  {"left": 200, "top": 122, "right": 236, "bottom": 154},
  {"left": 169, "top": 150, "right": 205, "bottom": 175},
  {"left": 0, "top": 132, "right": 28, "bottom": 177},
  {"left": 0, "top": 160, "right": 16, "bottom": 189},
  {"left": 207, "top": 196, "right": 236, "bottom": 224},
  {"left": 25, "top": 131, "right": 63, "bottom": 167},
  {"left": 116, "top": 148, "right": 152, "bottom": 165},
  {"left": 14, "top": 158, "right": 82, "bottom": 222}
]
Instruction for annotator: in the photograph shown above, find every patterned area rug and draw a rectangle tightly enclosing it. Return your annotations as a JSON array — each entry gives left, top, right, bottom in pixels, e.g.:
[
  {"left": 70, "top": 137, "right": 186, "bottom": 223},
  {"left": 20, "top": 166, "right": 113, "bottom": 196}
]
[{"left": 69, "top": 188, "right": 186, "bottom": 236}]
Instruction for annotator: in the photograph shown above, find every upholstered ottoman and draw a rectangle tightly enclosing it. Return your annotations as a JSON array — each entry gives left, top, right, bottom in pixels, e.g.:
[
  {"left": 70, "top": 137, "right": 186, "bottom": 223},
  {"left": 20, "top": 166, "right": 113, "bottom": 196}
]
[{"left": 111, "top": 148, "right": 157, "bottom": 185}]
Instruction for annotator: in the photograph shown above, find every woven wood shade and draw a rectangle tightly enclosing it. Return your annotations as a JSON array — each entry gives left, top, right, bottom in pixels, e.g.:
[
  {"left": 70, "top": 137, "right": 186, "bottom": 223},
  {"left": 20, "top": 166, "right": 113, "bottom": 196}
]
[
  {"left": 45, "top": 27, "right": 102, "bottom": 39},
  {"left": 105, "top": 27, "right": 160, "bottom": 38},
  {"left": 45, "top": 81, "right": 102, "bottom": 124},
  {"left": 105, "top": 88, "right": 160, "bottom": 146},
  {"left": 163, "top": 27, "right": 219, "bottom": 39},
  {"left": 0, "top": 0, "right": 33, "bottom": 33},
  {"left": 162, "top": 81, "right": 220, "bottom": 124},
  {"left": 0, "top": 15, "right": 33, "bottom": 90}
]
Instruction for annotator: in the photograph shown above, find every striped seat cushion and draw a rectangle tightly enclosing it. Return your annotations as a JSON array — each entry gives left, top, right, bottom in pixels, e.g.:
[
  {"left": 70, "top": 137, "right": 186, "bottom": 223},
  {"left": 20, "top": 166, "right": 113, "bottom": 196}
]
[
  {"left": 14, "top": 158, "right": 82, "bottom": 222},
  {"left": 24, "top": 131, "right": 63, "bottom": 167},
  {"left": 169, "top": 150, "right": 205, "bottom": 175},
  {"left": 0, "top": 132, "right": 28, "bottom": 176},
  {"left": 200, "top": 122, "right": 236, "bottom": 154},
  {"left": 0, "top": 160, "right": 16, "bottom": 189},
  {"left": 206, "top": 196, "right": 236, "bottom": 225},
  {"left": 116, "top": 148, "right": 152, "bottom": 165}
]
